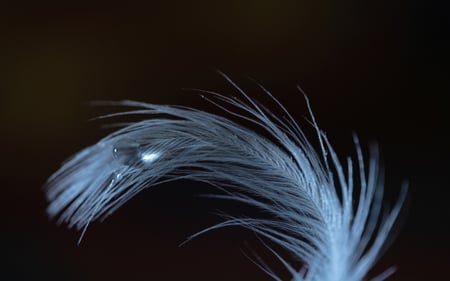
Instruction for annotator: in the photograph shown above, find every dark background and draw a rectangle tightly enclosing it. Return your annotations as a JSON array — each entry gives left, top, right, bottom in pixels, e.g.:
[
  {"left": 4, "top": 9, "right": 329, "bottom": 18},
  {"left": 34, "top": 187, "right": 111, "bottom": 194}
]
[{"left": 1, "top": 1, "right": 448, "bottom": 280}]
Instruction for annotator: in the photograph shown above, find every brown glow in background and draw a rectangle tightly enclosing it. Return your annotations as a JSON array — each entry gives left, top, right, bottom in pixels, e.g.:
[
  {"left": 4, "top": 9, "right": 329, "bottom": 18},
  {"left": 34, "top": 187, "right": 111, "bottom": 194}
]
[{"left": 1, "top": 1, "right": 448, "bottom": 280}]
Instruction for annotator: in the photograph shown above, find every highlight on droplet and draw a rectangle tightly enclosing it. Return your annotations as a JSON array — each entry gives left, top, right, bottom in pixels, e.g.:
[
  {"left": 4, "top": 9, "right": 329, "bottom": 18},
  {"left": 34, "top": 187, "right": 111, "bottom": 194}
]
[{"left": 140, "top": 151, "right": 160, "bottom": 164}]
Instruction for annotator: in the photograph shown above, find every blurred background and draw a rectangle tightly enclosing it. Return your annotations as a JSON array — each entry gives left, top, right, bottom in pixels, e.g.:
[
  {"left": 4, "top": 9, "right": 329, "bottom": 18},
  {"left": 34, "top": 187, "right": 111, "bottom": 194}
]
[{"left": 1, "top": 0, "right": 448, "bottom": 280}]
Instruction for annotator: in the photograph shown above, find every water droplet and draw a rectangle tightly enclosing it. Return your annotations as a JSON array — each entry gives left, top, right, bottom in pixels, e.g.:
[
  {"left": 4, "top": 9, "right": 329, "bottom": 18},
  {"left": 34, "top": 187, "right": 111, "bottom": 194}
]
[
  {"left": 111, "top": 171, "right": 122, "bottom": 183},
  {"left": 113, "top": 138, "right": 141, "bottom": 166}
]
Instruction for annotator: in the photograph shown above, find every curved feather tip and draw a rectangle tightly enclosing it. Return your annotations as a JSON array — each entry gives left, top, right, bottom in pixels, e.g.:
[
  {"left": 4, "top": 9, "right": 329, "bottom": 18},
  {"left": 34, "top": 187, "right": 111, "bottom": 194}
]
[{"left": 45, "top": 77, "right": 407, "bottom": 281}]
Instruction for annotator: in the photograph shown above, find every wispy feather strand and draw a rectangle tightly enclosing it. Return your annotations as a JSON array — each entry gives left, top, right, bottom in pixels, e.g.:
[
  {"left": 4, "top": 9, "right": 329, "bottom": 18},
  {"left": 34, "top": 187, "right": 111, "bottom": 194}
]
[{"left": 45, "top": 77, "right": 407, "bottom": 281}]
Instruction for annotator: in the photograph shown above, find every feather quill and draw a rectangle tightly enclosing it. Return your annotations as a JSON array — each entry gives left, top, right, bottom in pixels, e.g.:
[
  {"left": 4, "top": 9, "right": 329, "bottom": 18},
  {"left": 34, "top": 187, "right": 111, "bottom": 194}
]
[{"left": 45, "top": 76, "right": 406, "bottom": 281}]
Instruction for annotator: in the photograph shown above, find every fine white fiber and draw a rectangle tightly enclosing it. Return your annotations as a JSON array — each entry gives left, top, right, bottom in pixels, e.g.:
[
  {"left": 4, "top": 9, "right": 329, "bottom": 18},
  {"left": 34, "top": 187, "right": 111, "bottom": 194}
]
[{"left": 45, "top": 75, "right": 407, "bottom": 281}]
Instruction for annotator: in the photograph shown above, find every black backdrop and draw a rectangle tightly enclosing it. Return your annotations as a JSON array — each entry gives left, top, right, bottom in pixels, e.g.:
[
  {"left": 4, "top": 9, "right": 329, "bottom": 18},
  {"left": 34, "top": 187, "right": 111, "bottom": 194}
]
[{"left": 1, "top": 1, "right": 448, "bottom": 280}]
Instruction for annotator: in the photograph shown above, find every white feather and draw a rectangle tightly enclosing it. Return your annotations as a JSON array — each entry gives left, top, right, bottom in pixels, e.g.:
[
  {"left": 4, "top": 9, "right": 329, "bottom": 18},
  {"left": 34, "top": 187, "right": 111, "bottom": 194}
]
[{"left": 45, "top": 76, "right": 406, "bottom": 281}]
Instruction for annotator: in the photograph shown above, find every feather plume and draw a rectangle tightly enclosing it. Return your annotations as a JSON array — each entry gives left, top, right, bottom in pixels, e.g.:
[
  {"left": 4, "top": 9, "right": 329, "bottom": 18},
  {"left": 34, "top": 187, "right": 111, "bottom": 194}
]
[{"left": 45, "top": 76, "right": 406, "bottom": 281}]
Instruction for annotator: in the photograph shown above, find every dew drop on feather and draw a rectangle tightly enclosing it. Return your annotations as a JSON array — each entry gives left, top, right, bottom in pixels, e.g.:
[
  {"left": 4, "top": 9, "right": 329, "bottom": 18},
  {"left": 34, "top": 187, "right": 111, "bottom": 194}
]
[{"left": 112, "top": 138, "right": 141, "bottom": 166}]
